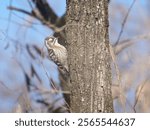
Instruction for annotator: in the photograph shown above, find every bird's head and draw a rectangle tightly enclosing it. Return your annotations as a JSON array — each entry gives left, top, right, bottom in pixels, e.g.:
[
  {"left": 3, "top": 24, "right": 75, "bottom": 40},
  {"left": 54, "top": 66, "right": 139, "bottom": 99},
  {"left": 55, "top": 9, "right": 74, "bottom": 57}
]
[{"left": 44, "top": 36, "right": 58, "bottom": 49}]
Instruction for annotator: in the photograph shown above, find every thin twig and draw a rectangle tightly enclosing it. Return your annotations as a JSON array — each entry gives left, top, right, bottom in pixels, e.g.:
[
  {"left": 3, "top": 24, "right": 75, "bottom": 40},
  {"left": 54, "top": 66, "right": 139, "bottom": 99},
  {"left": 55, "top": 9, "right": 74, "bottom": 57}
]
[
  {"left": 133, "top": 79, "right": 148, "bottom": 112},
  {"left": 8, "top": 6, "right": 66, "bottom": 33},
  {"left": 0, "top": 17, "right": 45, "bottom": 37},
  {"left": 109, "top": 44, "right": 127, "bottom": 112},
  {"left": 0, "top": 30, "right": 6, "bottom": 41},
  {"left": 8, "top": 6, "right": 33, "bottom": 16},
  {"left": 0, "top": 81, "right": 10, "bottom": 90},
  {"left": 27, "top": 0, "right": 34, "bottom": 10},
  {"left": 12, "top": 12, "right": 41, "bottom": 25},
  {"left": 114, "top": 33, "right": 150, "bottom": 54},
  {"left": 33, "top": 86, "right": 70, "bottom": 95},
  {"left": 6, "top": 0, "right": 13, "bottom": 38},
  {"left": 114, "top": 0, "right": 137, "bottom": 46}
]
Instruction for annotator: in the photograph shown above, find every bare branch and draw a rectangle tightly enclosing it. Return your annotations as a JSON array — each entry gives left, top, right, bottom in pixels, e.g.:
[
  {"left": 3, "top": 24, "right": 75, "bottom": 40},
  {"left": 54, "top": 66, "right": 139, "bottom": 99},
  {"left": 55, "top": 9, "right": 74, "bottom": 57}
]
[
  {"left": 32, "top": 0, "right": 57, "bottom": 23},
  {"left": 134, "top": 79, "right": 148, "bottom": 112},
  {"left": 27, "top": 0, "right": 34, "bottom": 10},
  {"left": 12, "top": 12, "right": 41, "bottom": 25},
  {"left": 114, "top": 0, "right": 137, "bottom": 46},
  {"left": 114, "top": 33, "right": 150, "bottom": 55},
  {"left": 0, "top": 81, "right": 10, "bottom": 90},
  {"left": 7, "top": 6, "right": 66, "bottom": 33},
  {"left": 7, "top": 6, "right": 33, "bottom": 17},
  {"left": 6, "top": 0, "right": 13, "bottom": 35}
]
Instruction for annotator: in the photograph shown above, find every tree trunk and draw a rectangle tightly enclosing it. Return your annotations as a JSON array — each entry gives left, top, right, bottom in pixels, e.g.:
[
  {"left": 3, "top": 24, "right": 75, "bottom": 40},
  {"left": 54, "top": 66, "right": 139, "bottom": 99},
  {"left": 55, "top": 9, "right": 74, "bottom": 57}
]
[{"left": 65, "top": 0, "right": 113, "bottom": 112}]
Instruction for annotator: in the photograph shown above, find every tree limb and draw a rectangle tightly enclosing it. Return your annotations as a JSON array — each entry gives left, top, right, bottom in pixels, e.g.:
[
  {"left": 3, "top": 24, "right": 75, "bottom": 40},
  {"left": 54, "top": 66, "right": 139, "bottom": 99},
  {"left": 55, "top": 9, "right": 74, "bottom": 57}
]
[
  {"left": 7, "top": 6, "right": 33, "bottom": 17},
  {"left": 114, "top": 33, "right": 150, "bottom": 55},
  {"left": 7, "top": 6, "right": 65, "bottom": 33}
]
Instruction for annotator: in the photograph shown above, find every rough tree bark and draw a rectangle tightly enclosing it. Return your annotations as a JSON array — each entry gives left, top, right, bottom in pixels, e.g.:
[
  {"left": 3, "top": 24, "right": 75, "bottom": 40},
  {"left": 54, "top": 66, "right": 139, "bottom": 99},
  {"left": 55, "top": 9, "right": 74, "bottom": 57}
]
[{"left": 65, "top": 0, "right": 113, "bottom": 112}]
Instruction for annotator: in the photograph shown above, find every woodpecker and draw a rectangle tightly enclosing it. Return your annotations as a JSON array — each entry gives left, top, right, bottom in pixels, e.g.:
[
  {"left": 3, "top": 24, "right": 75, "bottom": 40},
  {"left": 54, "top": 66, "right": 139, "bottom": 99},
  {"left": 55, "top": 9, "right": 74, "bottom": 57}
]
[
  {"left": 44, "top": 36, "right": 69, "bottom": 79},
  {"left": 44, "top": 36, "right": 70, "bottom": 108}
]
